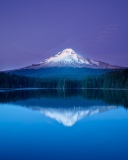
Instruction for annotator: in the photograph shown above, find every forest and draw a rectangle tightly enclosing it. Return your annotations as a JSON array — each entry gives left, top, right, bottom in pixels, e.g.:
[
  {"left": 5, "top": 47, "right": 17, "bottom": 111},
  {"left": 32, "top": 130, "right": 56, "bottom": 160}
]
[
  {"left": 0, "top": 89, "right": 128, "bottom": 108},
  {"left": 0, "top": 69, "right": 128, "bottom": 89}
]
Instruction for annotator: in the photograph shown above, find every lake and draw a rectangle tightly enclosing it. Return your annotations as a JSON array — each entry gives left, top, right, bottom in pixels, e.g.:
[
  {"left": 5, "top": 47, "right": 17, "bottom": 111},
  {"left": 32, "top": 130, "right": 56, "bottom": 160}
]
[{"left": 0, "top": 89, "right": 128, "bottom": 160}]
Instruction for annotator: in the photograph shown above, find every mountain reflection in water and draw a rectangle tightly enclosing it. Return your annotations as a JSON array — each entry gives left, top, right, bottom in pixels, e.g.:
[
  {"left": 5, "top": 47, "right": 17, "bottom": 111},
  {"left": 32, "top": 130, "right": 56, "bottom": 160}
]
[{"left": 0, "top": 89, "right": 127, "bottom": 126}]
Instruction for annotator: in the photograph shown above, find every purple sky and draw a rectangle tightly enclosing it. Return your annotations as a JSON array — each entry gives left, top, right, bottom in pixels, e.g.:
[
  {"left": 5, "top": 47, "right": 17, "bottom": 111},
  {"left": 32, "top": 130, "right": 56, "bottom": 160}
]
[{"left": 0, "top": 0, "right": 128, "bottom": 70}]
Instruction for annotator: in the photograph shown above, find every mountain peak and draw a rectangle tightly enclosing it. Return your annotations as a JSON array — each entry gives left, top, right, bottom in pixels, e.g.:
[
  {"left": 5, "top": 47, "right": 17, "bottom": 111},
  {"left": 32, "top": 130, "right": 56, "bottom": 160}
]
[
  {"left": 62, "top": 48, "right": 75, "bottom": 52},
  {"left": 56, "top": 48, "right": 77, "bottom": 58},
  {"left": 43, "top": 48, "right": 89, "bottom": 67},
  {"left": 60, "top": 48, "right": 76, "bottom": 54}
]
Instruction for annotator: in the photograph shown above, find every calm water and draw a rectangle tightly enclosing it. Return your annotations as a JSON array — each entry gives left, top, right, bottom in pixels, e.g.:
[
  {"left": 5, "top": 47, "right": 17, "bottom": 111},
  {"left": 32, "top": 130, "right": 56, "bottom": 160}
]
[{"left": 0, "top": 89, "right": 128, "bottom": 160}]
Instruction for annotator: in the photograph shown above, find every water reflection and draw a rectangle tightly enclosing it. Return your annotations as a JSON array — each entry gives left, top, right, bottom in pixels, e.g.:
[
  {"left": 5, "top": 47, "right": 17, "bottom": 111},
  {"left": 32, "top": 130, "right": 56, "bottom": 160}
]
[
  {"left": 39, "top": 106, "right": 117, "bottom": 126},
  {"left": 0, "top": 89, "right": 128, "bottom": 126}
]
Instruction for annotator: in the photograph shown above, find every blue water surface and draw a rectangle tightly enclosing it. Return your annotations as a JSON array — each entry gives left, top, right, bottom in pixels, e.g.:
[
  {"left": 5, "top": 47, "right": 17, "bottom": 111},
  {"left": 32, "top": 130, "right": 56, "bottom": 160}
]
[{"left": 0, "top": 90, "right": 128, "bottom": 160}]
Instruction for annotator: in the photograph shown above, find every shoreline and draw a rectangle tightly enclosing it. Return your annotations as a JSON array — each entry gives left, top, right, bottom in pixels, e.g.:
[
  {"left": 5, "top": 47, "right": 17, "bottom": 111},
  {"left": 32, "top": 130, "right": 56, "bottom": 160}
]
[{"left": 0, "top": 87, "right": 128, "bottom": 92}]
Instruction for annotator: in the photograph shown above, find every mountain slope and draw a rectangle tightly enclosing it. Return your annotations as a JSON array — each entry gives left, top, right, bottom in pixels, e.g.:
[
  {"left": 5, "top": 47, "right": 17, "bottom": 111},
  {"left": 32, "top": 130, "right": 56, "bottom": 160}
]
[
  {"left": 25, "top": 48, "right": 121, "bottom": 69},
  {"left": 9, "top": 67, "right": 112, "bottom": 79}
]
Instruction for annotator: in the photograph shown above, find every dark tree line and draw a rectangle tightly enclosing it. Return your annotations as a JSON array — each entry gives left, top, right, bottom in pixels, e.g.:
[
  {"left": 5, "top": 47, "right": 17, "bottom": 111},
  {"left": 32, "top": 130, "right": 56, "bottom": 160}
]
[
  {"left": 0, "top": 72, "right": 81, "bottom": 88},
  {"left": 82, "top": 69, "right": 128, "bottom": 89},
  {"left": 0, "top": 69, "right": 128, "bottom": 89},
  {"left": 0, "top": 89, "right": 128, "bottom": 108}
]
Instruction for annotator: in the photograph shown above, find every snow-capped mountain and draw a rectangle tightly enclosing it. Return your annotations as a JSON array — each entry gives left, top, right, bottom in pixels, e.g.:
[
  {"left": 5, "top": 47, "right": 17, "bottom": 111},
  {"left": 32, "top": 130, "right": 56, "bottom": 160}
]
[
  {"left": 8, "top": 48, "right": 122, "bottom": 78},
  {"left": 25, "top": 48, "right": 121, "bottom": 69},
  {"left": 30, "top": 105, "right": 117, "bottom": 127}
]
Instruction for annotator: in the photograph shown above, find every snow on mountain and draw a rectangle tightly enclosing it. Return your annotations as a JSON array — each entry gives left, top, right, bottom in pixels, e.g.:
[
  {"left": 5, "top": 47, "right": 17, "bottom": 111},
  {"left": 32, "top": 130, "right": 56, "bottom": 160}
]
[
  {"left": 25, "top": 48, "right": 121, "bottom": 69},
  {"left": 31, "top": 105, "right": 117, "bottom": 127},
  {"left": 43, "top": 48, "right": 88, "bottom": 67}
]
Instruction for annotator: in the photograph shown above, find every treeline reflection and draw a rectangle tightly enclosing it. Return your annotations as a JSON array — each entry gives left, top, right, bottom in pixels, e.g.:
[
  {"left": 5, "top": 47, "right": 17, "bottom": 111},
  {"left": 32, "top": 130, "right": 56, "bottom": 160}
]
[{"left": 0, "top": 89, "right": 128, "bottom": 108}]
